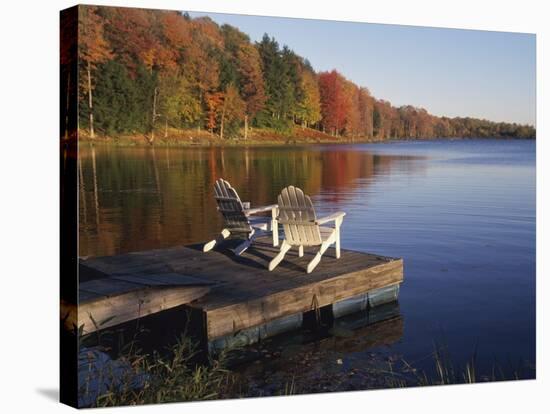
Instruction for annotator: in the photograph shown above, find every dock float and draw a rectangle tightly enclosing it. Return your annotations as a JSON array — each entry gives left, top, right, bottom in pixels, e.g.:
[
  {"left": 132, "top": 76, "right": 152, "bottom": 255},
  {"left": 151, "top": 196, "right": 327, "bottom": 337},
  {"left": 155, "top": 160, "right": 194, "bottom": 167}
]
[{"left": 67, "top": 237, "right": 404, "bottom": 347}]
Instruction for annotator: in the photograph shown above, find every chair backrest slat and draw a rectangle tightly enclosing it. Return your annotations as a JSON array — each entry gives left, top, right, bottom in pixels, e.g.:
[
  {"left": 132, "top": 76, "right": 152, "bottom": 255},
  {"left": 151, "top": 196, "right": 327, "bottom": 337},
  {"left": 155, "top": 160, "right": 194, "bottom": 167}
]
[
  {"left": 277, "top": 186, "right": 321, "bottom": 246},
  {"left": 213, "top": 179, "right": 251, "bottom": 233}
]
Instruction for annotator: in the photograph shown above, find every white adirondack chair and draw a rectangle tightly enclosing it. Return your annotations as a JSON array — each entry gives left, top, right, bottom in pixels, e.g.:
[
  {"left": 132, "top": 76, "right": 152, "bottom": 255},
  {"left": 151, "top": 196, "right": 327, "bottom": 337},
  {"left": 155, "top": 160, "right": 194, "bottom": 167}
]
[
  {"left": 203, "top": 179, "right": 279, "bottom": 255},
  {"left": 269, "top": 186, "right": 346, "bottom": 274}
]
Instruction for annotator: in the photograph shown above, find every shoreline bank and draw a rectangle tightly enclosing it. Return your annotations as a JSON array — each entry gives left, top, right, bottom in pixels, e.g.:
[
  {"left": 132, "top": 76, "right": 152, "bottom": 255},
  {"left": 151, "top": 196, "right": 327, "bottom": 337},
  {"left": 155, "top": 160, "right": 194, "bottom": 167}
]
[
  {"left": 74, "top": 129, "right": 534, "bottom": 148},
  {"left": 76, "top": 126, "right": 386, "bottom": 147}
]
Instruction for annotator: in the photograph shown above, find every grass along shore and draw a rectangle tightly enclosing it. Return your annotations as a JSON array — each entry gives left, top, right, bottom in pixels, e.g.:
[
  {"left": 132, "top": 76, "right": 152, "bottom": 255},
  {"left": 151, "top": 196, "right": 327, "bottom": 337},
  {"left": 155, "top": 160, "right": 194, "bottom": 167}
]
[
  {"left": 78, "top": 322, "right": 534, "bottom": 408},
  {"left": 82, "top": 338, "right": 534, "bottom": 408},
  {"left": 75, "top": 126, "right": 534, "bottom": 148},
  {"left": 77, "top": 126, "right": 486, "bottom": 147}
]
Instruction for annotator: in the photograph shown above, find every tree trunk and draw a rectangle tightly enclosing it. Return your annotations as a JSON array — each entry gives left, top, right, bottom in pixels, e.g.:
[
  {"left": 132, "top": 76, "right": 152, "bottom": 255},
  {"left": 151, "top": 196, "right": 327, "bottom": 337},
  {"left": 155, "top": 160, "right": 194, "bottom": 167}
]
[
  {"left": 244, "top": 114, "right": 248, "bottom": 140},
  {"left": 220, "top": 102, "right": 226, "bottom": 140},
  {"left": 150, "top": 87, "right": 158, "bottom": 144},
  {"left": 164, "top": 118, "right": 168, "bottom": 138},
  {"left": 87, "top": 62, "right": 94, "bottom": 138},
  {"left": 369, "top": 108, "right": 374, "bottom": 138},
  {"left": 197, "top": 90, "right": 203, "bottom": 133}
]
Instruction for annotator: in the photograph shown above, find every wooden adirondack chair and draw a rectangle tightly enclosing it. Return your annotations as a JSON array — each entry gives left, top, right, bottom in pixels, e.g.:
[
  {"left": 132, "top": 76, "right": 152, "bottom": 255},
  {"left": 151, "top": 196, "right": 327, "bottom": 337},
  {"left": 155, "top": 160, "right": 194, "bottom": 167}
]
[
  {"left": 203, "top": 179, "right": 279, "bottom": 255},
  {"left": 269, "top": 186, "right": 346, "bottom": 273}
]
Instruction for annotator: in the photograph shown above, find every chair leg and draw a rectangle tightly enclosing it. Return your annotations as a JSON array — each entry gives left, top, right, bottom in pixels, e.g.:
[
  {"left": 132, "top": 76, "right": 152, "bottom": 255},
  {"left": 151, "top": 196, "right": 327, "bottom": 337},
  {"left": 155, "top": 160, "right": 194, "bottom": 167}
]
[
  {"left": 233, "top": 230, "right": 256, "bottom": 256},
  {"left": 203, "top": 229, "right": 230, "bottom": 252},
  {"left": 335, "top": 229, "right": 341, "bottom": 259},
  {"left": 269, "top": 240, "right": 291, "bottom": 271},
  {"left": 272, "top": 215, "right": 279, "bottom": 247},
  {"left": 298, "top": 245, "right": 304, "bottom": 257},
  {"left": 307, "top": 240, "right": 331, "bottom": 274}
]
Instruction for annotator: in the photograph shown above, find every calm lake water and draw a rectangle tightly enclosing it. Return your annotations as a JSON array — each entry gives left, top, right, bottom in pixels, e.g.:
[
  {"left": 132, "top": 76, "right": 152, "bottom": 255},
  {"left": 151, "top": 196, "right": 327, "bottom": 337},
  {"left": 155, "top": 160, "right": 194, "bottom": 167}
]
[{"left": 79, "top": 139, "right": 535, "bottom": 382}]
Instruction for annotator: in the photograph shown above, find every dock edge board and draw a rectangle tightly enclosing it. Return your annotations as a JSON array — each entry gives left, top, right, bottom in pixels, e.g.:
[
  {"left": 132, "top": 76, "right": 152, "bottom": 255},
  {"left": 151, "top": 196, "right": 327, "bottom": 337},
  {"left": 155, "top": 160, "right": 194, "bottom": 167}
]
[
  {"left": 201, "top": 258, "right": 403, "bottom": 340},
  {"left": 208, "top": 283, "right": 401, "bottom": 352}
]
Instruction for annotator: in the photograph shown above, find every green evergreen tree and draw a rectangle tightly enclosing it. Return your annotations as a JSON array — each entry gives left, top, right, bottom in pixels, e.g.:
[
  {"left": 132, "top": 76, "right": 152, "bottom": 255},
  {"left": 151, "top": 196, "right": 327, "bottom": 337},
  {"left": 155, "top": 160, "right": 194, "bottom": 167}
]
[{"left": 90, "top": 60, "right": 141, "bottom": 135}]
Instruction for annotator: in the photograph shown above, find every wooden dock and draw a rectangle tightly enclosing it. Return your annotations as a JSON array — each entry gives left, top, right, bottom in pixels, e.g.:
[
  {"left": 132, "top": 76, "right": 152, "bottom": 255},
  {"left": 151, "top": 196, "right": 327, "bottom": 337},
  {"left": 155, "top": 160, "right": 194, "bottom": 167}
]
[{"left": 66, "top": 237, "right": 403, "bottom": 343}]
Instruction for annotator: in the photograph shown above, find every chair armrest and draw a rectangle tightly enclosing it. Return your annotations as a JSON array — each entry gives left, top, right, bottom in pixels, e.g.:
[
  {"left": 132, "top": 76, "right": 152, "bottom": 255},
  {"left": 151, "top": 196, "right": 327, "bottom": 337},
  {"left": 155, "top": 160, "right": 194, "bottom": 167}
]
[
  {"left": 315, "top": 211, "right": 346, "bottom": 225},
  {"left": 245, "top": 204, "right": 278, "bottom": 216}
]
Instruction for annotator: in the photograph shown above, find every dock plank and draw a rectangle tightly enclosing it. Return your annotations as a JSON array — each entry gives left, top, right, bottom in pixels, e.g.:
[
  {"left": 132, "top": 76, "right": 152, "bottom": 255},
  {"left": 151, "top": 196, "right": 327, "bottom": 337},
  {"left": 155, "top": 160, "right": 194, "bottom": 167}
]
[
  {"left": 78, "top": 289, "right": 103, "bottom": 303},
  {"left": 111, "top": 273, "right": 217, "bottom": 287},
  {"left": 79, "top": 278, "right": 146, "bottom": 297}
]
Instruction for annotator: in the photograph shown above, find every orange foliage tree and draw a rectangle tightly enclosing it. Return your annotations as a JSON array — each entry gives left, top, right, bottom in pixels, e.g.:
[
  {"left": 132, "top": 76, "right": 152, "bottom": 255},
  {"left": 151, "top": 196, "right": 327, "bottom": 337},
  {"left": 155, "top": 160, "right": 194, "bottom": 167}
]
[{"left": 78, "top": 6, "right": 112, "bottom": 137}]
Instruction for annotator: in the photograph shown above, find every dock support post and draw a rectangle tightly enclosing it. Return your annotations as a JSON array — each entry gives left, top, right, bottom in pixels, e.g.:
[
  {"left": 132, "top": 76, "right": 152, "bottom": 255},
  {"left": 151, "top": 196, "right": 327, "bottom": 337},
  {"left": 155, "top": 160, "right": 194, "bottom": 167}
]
[
  {"left": 186, "top": 307, "right": 209, "bottom": 361},
  {"left": 303, "top": 303, "right": 334, "bottom": 330}
]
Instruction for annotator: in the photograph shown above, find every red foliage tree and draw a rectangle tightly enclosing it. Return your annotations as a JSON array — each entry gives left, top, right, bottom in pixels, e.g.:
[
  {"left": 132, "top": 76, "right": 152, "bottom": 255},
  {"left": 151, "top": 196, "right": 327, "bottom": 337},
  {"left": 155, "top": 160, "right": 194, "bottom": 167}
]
[{"left": 318, "top": 70, "right": 350, "bottom": 136}]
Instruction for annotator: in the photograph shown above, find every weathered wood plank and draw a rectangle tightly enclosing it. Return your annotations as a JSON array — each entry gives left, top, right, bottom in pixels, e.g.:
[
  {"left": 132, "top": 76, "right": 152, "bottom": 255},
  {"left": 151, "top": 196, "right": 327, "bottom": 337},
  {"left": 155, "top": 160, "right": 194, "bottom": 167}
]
[
  {"left": 81, "top": 259, "right": 173, "bottom": 278},
  {"left": 111, "top": 273, "right": 217, "bottom": 287},
  {"left": 78, "top": 289, "right": 103, "bottom": 303},
  {"left": 79, "top": 262, "right": 109, "bottom": 282},
  {"left": 63, "top": 286, "right": 210, "bottom": 334},
  {"left": 79, "top": 278, "right": 145, "bottom": 297}
]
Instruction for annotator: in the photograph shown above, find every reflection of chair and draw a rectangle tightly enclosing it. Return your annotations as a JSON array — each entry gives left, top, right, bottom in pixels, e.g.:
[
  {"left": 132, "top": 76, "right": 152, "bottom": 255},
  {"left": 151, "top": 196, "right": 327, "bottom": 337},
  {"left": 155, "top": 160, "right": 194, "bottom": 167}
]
[
  {"left": 269, "top": 186, "right": 346, "bottom": 273},
  {"left": 203, "top": 179, "right": 278, "bottom": 255}
]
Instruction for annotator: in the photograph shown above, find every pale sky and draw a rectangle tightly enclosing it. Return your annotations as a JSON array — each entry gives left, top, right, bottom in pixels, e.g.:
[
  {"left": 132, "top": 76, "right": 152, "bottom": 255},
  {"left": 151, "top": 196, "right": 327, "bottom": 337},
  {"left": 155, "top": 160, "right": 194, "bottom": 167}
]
[{"left": 190, "top": 11, "right": 536, "bottom": 126}]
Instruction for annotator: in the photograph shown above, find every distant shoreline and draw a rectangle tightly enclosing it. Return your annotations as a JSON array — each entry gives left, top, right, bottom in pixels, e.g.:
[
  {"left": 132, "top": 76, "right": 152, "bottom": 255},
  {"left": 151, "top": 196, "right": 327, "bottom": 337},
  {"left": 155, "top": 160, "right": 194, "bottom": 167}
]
[{"left": 74, "top": 127, "right": 534, "bottom": 148}]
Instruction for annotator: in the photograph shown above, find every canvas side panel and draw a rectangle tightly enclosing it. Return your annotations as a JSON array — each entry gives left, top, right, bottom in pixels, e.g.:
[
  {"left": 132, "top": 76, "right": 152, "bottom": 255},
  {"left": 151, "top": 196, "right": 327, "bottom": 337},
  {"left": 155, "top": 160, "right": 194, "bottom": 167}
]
[{"left": 60, "top": 4, "right": 79, "bottom": 408}]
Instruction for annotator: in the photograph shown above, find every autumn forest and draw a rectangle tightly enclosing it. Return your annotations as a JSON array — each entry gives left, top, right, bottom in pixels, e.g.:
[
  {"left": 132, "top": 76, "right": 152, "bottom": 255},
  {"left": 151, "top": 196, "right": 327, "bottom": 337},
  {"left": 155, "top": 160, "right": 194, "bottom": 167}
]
[{"left": 72, "top": 6, "right": 535, "bottom": 143}]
